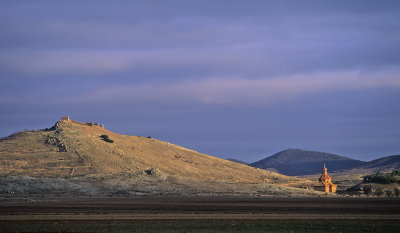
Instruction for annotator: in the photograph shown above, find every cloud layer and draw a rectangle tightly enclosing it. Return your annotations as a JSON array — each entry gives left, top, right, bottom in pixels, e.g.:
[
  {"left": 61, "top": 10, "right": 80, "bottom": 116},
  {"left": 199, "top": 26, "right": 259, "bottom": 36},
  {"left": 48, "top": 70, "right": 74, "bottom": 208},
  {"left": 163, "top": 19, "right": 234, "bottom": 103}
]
[
  {"left": 1, "top": 1, "right": 400, "bottom": 161},
  {"left": 65, "top": 67, "right": 400, "bottom": 105}
]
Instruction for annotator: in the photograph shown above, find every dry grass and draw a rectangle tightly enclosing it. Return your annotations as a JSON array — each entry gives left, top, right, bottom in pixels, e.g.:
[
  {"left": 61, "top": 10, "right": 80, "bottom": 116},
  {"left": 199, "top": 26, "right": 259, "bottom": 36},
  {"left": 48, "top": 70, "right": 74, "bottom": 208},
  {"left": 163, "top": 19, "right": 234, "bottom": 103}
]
[
  {"left": 0, "top": 119, "right": 325, "bottom": 197},
  {"left": 0, "top": 119, "right": 303, "bottom": 184}
]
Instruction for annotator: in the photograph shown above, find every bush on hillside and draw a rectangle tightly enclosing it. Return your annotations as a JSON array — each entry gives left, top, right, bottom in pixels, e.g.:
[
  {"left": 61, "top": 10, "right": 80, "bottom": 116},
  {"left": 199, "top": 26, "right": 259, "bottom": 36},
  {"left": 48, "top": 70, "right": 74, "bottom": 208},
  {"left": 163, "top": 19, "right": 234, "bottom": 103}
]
[
  {"left": 100, "top": 134, "right": 114, "bottom": 143},
  {"left": 363, "top": 171, "right": 399, "bottom": 184},
  {"left": 392, "top": 169, "right": 400, "bottom": 176},
  {"left": 395, "top": 188, "right": 400, "bottom": 197}
]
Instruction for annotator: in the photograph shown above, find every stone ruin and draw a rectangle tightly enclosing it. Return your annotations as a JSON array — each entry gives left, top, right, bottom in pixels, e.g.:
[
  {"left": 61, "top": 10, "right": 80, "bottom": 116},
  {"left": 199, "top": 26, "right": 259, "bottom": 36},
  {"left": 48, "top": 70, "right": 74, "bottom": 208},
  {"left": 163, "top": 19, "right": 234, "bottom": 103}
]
[
  {"left": 61, "top": 116, "right": 70, "bottom": 121},
  {"left": 60, "top": 116, "right": 104, "bottom": 128}
]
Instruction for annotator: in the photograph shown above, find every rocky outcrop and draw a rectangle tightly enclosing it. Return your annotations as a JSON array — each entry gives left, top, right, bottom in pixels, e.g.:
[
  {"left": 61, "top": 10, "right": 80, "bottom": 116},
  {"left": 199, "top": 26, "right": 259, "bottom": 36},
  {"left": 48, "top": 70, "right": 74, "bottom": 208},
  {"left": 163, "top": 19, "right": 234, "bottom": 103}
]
[
  {"left": 146, "top": 168, "right": 166, "bottom": 180},
  {"left": 45, "top": 137, "right": 67, "bottom": 152}
]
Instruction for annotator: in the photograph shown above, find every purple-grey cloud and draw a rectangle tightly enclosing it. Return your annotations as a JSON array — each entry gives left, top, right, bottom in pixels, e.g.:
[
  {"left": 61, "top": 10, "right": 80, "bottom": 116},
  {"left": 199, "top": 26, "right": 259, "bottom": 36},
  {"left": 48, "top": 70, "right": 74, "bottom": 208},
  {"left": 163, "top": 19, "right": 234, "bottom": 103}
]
[
  {"left": 62, "top": 67, "right": 400, "bottom": 106},
  {"left": 1, "top": 1, "right": 400, "bottom": 161},
  {"left": 0, "top": 47, "right": 265, "bottom": 77}
]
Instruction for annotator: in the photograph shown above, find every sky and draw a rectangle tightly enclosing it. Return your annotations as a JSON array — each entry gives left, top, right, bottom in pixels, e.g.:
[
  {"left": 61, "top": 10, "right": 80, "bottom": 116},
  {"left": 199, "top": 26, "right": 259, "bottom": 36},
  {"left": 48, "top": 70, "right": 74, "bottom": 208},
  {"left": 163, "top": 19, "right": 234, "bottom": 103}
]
[{"left": 1, "top": 0, "right": 400, "bottom": 162}]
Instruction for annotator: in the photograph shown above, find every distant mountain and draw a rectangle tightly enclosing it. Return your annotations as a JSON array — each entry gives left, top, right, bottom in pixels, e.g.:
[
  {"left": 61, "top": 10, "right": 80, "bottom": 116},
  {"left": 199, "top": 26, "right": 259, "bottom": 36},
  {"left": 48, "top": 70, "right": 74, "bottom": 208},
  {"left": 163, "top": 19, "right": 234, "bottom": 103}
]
[
  {"left": 250, "top": 149, "right": 366, "bottom": 176},
  {"left": 347, "top": 155, "right": 400, "bottom": 174},
  {"left": 226, "top": 158, "right": 248, "bottom": 165}
]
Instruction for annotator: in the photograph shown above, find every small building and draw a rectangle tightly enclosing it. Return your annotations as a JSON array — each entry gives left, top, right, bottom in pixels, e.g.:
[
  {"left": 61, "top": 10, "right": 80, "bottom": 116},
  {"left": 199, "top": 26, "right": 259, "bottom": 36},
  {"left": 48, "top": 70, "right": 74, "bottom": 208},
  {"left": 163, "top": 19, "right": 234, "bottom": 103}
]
[{"left": 314, "top": 163, "right": 337, "bottom": 193}]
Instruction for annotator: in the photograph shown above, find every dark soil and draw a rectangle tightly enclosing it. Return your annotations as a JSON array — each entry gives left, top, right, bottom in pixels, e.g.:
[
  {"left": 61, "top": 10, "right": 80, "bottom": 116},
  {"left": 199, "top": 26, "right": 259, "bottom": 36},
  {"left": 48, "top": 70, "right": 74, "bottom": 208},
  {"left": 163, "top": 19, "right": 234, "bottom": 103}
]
[{"left": 0, "top": 197, "right": 399, "bottom": 232}]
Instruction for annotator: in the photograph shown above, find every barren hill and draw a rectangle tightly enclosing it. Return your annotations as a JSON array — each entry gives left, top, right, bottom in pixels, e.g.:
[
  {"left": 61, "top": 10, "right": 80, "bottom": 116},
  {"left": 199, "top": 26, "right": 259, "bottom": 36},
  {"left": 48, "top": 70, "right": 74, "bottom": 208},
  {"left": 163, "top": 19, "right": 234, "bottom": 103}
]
[
  {"left": 0, "top": 118, "right": 302, "bottom": 185},
  {"left": 0, "top": 118, "right": 324, "bottom": 197},
  {"left": 250, "top": 149, "right": 366, "bottom": 176}
]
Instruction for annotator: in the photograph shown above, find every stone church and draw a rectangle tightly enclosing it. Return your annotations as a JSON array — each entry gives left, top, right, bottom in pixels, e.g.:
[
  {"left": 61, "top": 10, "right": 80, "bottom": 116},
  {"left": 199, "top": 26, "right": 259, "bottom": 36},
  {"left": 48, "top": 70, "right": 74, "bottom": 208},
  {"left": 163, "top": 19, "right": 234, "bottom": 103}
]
[{"left": 314, "top": 163, "right": 337, "bottom": 193}]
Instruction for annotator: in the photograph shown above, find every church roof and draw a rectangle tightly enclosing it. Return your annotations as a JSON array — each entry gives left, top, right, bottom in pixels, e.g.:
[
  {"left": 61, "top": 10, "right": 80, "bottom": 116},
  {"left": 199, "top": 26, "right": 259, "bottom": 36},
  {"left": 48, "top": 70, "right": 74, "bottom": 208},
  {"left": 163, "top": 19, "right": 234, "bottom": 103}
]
[{"left": 319, "top": 173, "right": 331, "bottom": 182}]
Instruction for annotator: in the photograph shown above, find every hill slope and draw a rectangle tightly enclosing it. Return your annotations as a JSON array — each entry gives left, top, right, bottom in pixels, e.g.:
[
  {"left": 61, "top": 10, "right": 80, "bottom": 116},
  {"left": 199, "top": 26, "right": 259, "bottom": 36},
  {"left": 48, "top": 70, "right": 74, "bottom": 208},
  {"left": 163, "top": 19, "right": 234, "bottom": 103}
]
[
  {"left": 345, "top": 155, "right": 400, "bottom": 174},
  {"left": 0, "top": 118, "right": 297, "bottom": 184},
  {"left": 360, "top": 155, "right": 400, "bottom": 171},
  {"left": 0, "top": 118, "right": 325, "bottom": 197},
  {"left": 250, "top": 149, "right": 366, "bottom": 176}
]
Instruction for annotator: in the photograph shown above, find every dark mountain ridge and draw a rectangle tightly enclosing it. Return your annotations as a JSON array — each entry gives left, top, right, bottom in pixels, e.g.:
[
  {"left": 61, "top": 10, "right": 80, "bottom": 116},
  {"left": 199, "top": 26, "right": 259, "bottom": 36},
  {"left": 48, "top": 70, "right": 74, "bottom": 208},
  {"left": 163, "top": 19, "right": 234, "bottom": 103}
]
[
  {"left": 250, "top": 149, "right": 367, "bottom": 176},
  {"left": 346, "top": 154, "right": 400, "bottom": 174},
  {"left": 250, "top": 149, "right": 400, "bottom": 176}
]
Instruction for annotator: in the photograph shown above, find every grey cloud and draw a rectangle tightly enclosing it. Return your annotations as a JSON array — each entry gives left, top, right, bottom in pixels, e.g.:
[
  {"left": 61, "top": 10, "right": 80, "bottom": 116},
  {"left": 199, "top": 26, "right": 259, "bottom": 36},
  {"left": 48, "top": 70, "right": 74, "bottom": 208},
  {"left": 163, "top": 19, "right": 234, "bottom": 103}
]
[
  {"left": 1, "top": 0, "right": 399, "bottom": 80},
  {"left": 1, "top": 1, "right": 400, "bottom": 161},
  {"left": 61, "top": 67, "right": 400, "bottom": 106}
]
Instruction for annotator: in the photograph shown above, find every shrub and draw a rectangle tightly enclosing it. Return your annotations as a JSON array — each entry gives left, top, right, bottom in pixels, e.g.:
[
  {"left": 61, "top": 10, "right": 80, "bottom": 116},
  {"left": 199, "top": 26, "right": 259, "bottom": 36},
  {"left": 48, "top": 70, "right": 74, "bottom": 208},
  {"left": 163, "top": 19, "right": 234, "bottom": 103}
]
[
  {"left": 392, "top": 170, "right": 400, "bottom": 176},
  {"left": 363, "top": 171, "right": 398, "bottom": 184},
  {"left": 395, "top": 188, "right": 400, "bottom": 197},
  {"left": 363, "top": 186, "right": 372, "bottom": 195},
  {"left": 44, "top": 125, "right": 56, "bottom": 131},
  {"left": 385, "top": 190, "right": 393, "bottom": 197},
  {"left": 376, "top": 188, "right": 384, "bottom": 196},
  {"left": 104, "top": 138, "right": 114, "bottom": 143},
  {"left": 100, "top": 134, "right": 114, "bottom": 143},
  {"left": 363, "top": 175, "right": 373, "bottom": 183}
]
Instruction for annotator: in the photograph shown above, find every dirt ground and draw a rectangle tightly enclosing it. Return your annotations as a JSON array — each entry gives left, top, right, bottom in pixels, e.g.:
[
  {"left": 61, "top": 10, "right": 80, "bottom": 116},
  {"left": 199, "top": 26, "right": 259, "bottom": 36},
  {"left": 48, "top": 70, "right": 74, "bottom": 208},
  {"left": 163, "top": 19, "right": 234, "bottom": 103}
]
[
  {"left": 0, "top": 197, "right": 399, "bottom": 233},
  {"left": 1, "top": 197, "right": 399, "bottom": 219}
]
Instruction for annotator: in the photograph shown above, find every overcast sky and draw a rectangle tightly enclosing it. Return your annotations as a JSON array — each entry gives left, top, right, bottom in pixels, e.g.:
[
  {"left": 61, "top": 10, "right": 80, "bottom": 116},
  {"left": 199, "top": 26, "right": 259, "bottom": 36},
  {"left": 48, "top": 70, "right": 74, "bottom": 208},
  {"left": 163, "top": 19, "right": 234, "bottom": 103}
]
[{"left": 1, "top": 0, "right": 400, "bottom": 162}]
